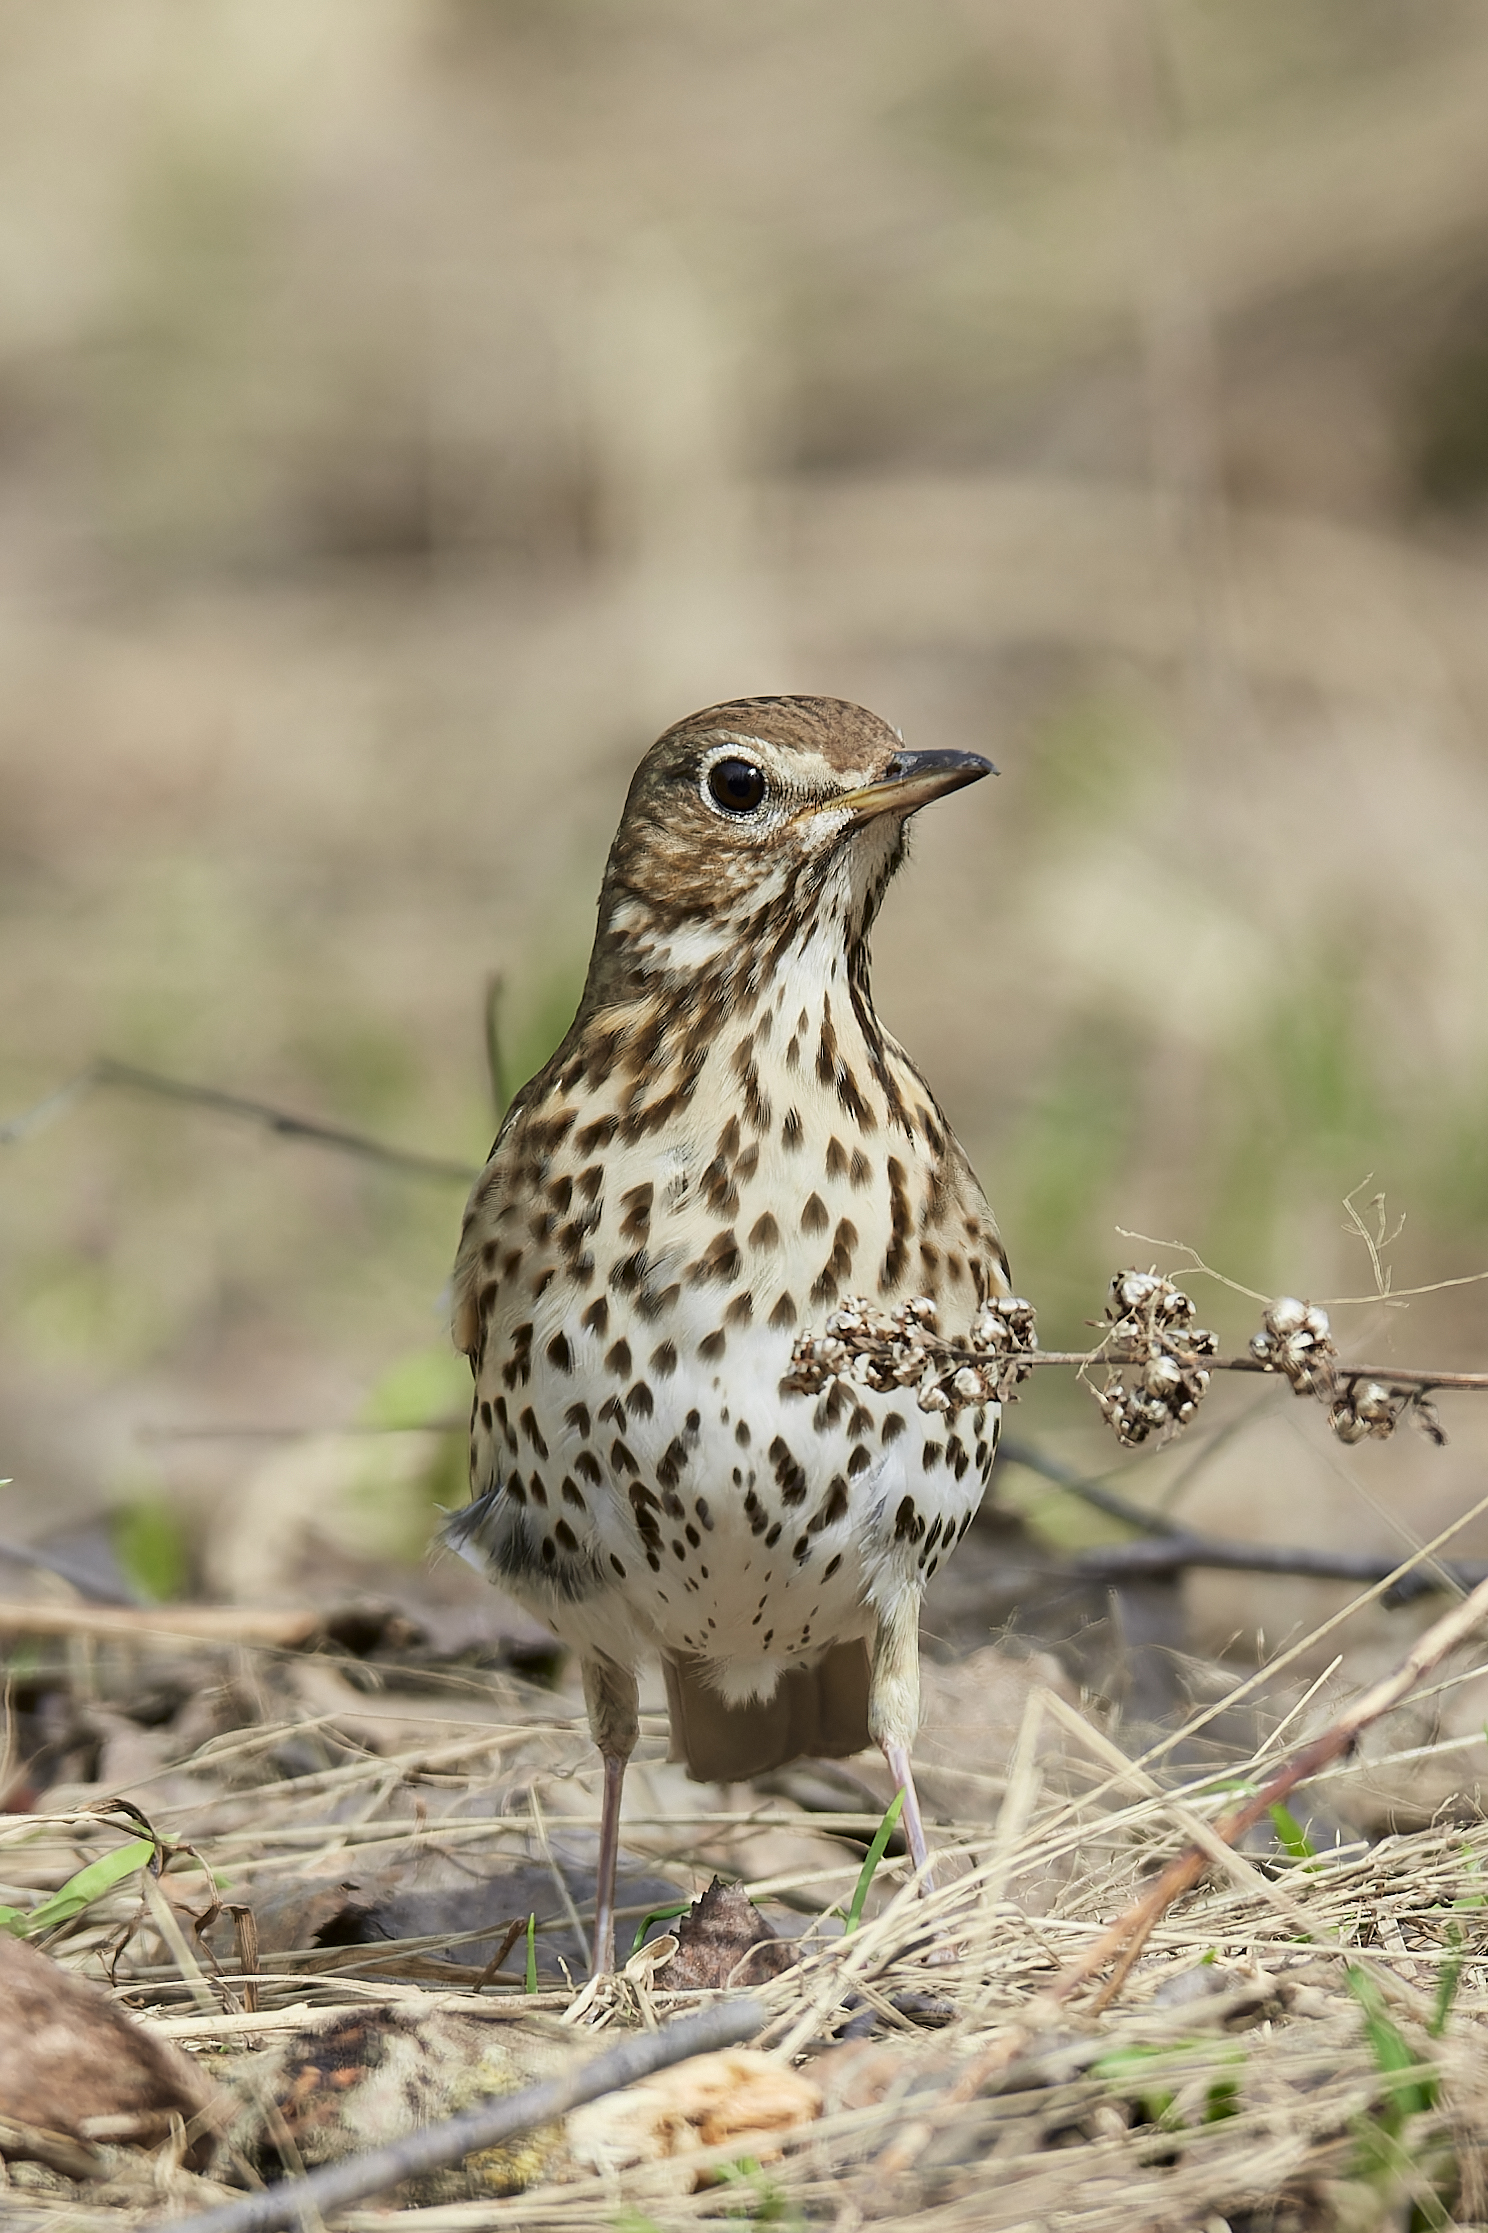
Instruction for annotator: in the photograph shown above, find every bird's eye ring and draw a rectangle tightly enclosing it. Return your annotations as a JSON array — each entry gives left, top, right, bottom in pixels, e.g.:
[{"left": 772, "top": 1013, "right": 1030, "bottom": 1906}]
[{"left": 706, "top": 758, "right": 767, "bottom": 815}]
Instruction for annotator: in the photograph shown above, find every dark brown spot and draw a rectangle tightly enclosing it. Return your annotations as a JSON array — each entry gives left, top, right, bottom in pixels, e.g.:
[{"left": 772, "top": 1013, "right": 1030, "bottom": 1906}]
[
  {"left": 801, "top": 1193, "right": 829, "bottom": 1235},
  {"left": 694, "top": 1496, "right": 713, "bottom": 1530},
  {"left": 650, "top": 1340, "right": 677, "bottom": 1377},
  {"left": 610, "top": 1554, "right": 627, "bottom": 1578},
  {"left": 545, "top": 1333, "right": 572, "bottom": 1374},
  {"left": 605, "top": 1339, "right": 633, "bottom": 1379},
  {"left": 699, "top": 1328, "right": 726, "bottom": 1362},
  {"left": 764, "top": 1522, "right": 782, "bottom": 1548},
  {"left": 619, "top": 1182, "right": 653, "bottom": 1238},
  {"left": 479, "top": 1399, "right": 493, "bottom": 1430},
  {"left": 768, "top": 1291, "right": 796, "bottom": 1329},
  {"left": 566, "top": 1402, "right": 591, "bottom": 1439},
  {"left": 507, "top": 1476, "right": 528, "bottom": 1505},
  {"left": 894, "top": 1495, "right": 922, "bottom": 1542},
  {"left": 749, "top": 1211, "right": 780, "bottom": 1251},
  {"left": 848, "top": 1443, "right": 871, "bottom": 1477},
  {"left": 529, "top": 1472, "right": 549, "bottom": 1507},
  {"left": 825, "top": 1135, "right": 848, "bottom": 1178},
  {"left": 781, "top": 1107, "right": 803, "bottom": 1150},
  {"left": 922, "top": 1443, "right": 944, "bottom": 1471},
  {"left": 576, "top": 1164, "right": 603, "bottom": 1202},
  {"left": 561, "top": 1476, "right": 585, "bottom": 1509},
  {"left": 575, "top": 1114, "right": 618, "bottom": 1154},
  {"left": 554, "top": 1519, "right": 578, "bottom": 1552},
  {"left": 575, "top": 1451, "right": 602, "bottom": 1486},
  {"left": 626, "top": 1379, "right": 654, "bottom": 1419},
  {"left": 770, "top": 1436, "right": 808, "bottom": 1506},
  {"left": 519, "top": 1408, "right": 548, "bottom": 1458},
  {"left": 611, "top": 1439, "right": 637, "bottom": 1474},
  {"left": 850, "top": 1149, "right": 872, "bottom": 1188},
  {"left": 582, "top": 1297, "right": 609, "bottom": 1338},
  {"left": 725, "top": 1290, "right": 753, "bottom": 1326},
  {"left": 656, "top": 1436, "right": 690, "bottom": 1490},
  {"left": 735, "top": 1419, "right": 751, "bottom": 1448},
  {"left": 687, "top": 1229, "right": 740, "bottom": 1286},
  {"left": 824, "top": 1552, "right": 842, "bottom": 1579}
]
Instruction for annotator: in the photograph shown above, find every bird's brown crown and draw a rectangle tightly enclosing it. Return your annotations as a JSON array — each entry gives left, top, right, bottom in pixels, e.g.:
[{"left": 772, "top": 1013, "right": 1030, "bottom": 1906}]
[{"left": 580, "top": 695, "right": 987, "bottom": 1014}]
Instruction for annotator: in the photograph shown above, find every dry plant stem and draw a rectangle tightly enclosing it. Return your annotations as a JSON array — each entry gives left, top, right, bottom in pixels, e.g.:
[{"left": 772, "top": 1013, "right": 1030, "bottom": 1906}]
[
  {"left": 0, "top": 1058, "right": 479, "bottom": 1183},
  {"left": 877, "top": 1567, "right": 1488, "bottom": 2182},
  {"left": 166, "top": 1997, "right": 765, "bottom": 2233},
  {"left": 974, "top": 1348, "right": 1488, "bottom": 1393},
  {"left": 0, "top": 1603, "right": 324, "bottom": 1646}
]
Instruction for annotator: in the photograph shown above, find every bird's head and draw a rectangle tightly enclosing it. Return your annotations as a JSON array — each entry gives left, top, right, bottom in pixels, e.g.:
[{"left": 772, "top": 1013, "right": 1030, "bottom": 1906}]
[{"left": 585, "top": 696, "right": 993, "bottom": 1003}]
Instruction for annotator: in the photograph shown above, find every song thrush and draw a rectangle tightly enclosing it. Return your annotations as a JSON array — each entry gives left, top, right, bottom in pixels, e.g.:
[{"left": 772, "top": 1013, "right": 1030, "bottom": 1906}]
[{"left": 449, "top": 696, "right": 1009, "bottom": 1971}]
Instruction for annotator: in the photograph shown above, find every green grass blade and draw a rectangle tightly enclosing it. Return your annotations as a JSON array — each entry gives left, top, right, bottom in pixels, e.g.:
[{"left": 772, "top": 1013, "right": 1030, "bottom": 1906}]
[
  {"left": 845, "top": 1788, "right": 905, "bottom": 1935},
  {"left": 1346, "top": 1964, "right": 1437, "bottom": 2119},
  {"left": 25, "top": 1838, "right": 156, "bottom": 1937},
  {"left": 630, "top": 1900, "right": 692, "bottom": 1958},
  {"left": 1268, "top": 1801, "right": 1316, "bottom": 1860},
  {"left": 1430, "top": 1923, "right": 1464, "bottom": 2039},
  {"left": 524, "top": 1910, "right": 538, "bottom": 1993}
]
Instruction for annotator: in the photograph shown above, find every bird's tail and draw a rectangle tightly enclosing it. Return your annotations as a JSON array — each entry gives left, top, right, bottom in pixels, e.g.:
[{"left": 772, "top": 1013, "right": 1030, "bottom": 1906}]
[{"left": 662, "top": 1641, "right": 871, "bottom": 1781}]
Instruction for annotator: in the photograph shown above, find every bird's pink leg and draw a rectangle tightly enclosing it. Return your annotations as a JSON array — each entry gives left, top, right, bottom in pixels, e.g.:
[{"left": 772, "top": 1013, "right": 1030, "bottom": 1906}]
[
  {"left": 881, "top": 1736, "right": 934, "bottom": 1892},
  {"left": 581, "top": 1654, "right": 639, "bottom": 1977},
  {"left": 591, "top": 1749, "right": 628, "bottom": 1977},
  {"left": 869, "top": 1596, "right": 940, "bottom": 1912}
]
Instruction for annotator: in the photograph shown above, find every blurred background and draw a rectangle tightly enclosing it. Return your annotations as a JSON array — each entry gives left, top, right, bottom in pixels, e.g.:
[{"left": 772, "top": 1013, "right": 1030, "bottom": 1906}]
[{"left": 5, "top": 0, "right": 1488, "bottom": 1671}]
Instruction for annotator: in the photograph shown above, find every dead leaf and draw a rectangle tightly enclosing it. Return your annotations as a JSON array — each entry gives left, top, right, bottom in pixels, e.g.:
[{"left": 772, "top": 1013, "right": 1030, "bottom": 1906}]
[
  {"left": 0, "top": 1934, "right": 218, "bottom": 2168},
  {"left": 656, "top": 1876, "right": 797, "bottom": 1990}
]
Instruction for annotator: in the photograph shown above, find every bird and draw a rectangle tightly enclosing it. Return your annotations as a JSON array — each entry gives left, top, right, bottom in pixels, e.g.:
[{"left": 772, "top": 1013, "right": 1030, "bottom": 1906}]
[{"left": 448, "top": 695, "right": 1010, "bottom": 1973}]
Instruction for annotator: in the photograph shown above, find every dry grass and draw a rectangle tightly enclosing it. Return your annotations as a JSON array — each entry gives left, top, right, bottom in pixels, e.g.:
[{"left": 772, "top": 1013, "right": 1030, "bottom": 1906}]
[{"left": 4, "top": 1596, "right": 1488, "bottom": 2228}]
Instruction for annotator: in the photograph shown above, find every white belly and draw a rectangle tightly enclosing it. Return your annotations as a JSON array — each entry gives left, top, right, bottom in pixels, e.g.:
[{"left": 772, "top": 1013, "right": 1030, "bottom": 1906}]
[{"left": 449, "top": 1302, "right": 998, "bottom": 1701}]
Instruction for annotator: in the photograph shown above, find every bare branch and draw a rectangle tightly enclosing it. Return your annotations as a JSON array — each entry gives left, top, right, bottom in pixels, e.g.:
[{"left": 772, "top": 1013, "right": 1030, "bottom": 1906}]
[
  {"left": 164, "top": 1997, "right": 764, "bottom": 2233},
  {"left": 0, "top": 1059, "right": 480, "bottom": 1183}
]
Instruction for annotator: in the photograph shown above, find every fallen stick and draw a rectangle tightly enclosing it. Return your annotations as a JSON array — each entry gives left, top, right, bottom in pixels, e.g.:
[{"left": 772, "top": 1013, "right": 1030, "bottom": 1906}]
[
  {"left": 0, "top": 1603, "right": 323, "bottom": 1648},
  {"left": 167, "top": 1996, "right": 765, "bottom": 2233},
  {"left": 1069, "top": 1533, "right": 1486, "bottom": 1602}
]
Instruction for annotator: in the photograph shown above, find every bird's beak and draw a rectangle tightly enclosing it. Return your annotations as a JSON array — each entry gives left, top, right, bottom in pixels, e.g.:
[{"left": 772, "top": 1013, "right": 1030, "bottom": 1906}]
[{"left": 833, "top": 749, "right": 997, "bottom": 821}]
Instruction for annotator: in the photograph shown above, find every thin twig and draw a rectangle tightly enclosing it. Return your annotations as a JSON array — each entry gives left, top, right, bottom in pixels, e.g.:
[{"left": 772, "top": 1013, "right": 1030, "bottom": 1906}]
[
  {"left": 974, "top": 1348, "right": 1488, "bottom": 1393},
  {"left": 1066, "top": 1533, "right": 1488, "bottom": 1604},
  {"left": 0, "top": 1059, "right": 479, "bottom": 1183},
  {"left": 997, "top": 1439, "right": 1183, "bottom": 1537},
  {"left": 165, "top": 1997, "right": 765, "bottom": 2233}
]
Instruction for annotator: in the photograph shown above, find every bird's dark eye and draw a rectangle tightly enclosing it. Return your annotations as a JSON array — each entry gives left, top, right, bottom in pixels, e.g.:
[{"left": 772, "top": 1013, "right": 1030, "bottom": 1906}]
[{"left": 707, "top": 758, "right": 767, "bottom": 815}]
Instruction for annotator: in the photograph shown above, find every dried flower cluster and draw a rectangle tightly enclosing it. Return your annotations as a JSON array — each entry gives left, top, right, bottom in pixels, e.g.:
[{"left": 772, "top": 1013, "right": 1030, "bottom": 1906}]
[
  {"left": 1091, "top": 1271, "right": 1219, "bottom": 1448},
  {"left": 1249, "top": 1296, "right": 1444, "bottom": 1447},
  {"left": 784, "top": 1292, "right": 1038, "bottom": 1417},
  {"left": 1248, "top": 1296, "right": 1338, "bottom": 1394}
]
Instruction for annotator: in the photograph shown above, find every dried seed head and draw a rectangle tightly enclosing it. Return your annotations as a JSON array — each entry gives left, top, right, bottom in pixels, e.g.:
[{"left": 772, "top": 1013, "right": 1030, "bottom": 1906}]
[
  {"left": 784, "top": 1288, "right": 1039, "bottom": 1416},
  {"left": 1249, "top": 1297, "right": 1340, "bottom": 1399}
]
